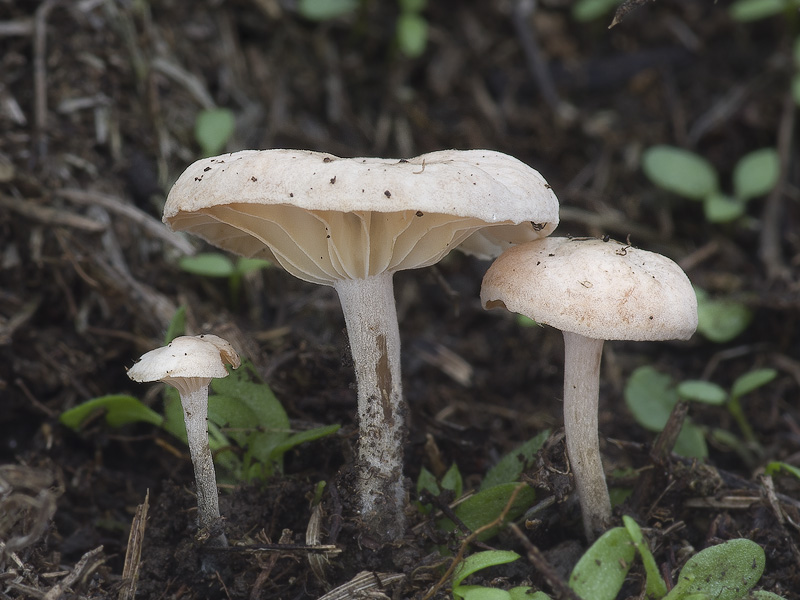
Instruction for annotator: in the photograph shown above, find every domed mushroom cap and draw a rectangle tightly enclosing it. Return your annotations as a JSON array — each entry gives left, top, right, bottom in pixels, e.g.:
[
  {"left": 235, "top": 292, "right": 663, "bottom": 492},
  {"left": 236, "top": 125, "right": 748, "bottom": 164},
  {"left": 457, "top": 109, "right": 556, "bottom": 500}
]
[
  {"left": 127, "top": 335, "right": 239, "bottom": 383},
  {"left": 163, "top": 149, "right": 559, "bottom": 285},
  {"left": 481, "top": 237, "right": 698, "bottom": 341}
]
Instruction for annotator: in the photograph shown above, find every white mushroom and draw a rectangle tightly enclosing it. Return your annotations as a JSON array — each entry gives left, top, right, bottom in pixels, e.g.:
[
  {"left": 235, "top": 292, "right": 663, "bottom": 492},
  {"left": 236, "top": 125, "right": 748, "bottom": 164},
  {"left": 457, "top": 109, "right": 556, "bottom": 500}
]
[
  {"left": 481, "top": 237, "right": 697, "bottom": 540},
  {"left": 127, "top": 334, "right": 240, "bottom": 546},
  {"left": 163, "top": 148, "right": 559, "bottom": 542}
]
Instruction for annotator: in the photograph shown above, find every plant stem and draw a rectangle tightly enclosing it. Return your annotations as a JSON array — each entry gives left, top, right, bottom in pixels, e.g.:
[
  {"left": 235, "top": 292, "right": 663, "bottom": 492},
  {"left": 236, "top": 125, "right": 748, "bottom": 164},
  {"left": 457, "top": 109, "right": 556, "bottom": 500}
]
[
  {"left": 562, "top": 331, "right": 612, "bottom": 541},
  {"left": 180, "top": 385, "right": 227, "bottom": 547},
  {"left": 334, "top": 272, "right": 407, "bottom": 542}
]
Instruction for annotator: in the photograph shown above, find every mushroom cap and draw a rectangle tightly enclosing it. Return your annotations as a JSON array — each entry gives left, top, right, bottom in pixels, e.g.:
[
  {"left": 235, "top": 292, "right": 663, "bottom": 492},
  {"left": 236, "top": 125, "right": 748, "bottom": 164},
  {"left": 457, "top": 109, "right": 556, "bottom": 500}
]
[
  {"left": 163, "top": 149, "right": 559, "bottom": 285},
  {"left": 481, "top": 237, "right": 698, "bottom": 341},
  {"left": 127, "top": 335, "right": 239, "bottom": 384}
]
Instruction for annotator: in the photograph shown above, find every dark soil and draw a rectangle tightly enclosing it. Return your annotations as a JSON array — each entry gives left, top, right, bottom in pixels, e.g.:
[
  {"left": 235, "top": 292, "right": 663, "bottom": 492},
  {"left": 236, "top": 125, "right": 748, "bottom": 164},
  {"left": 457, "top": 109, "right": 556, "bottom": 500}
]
[{"left": 2, "top": 1, "right": 799, "bottom": 598}]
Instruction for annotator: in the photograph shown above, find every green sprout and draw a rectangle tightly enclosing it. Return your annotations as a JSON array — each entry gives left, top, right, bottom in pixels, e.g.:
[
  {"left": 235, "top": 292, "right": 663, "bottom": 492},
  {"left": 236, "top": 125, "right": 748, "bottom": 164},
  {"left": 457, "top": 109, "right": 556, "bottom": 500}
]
[
  {"left": 59, "top": 309, "right": 339, "bottom": 484},
  {"left": 179, "top": 252, "right": 271, "bottom": 309},
  {"left": 694, "top": 286, "right": 753, "bottom": 344},
  {"left": 624, "top": 365, "right": 777, "bottom": 460},
  {"left": 571, "top": 0, "right": 624, "bottom": 23},
  {"left": 194, "top": 107, "right": 236, "bottom": 157},
  {"left": 296, "top": 0, "right": 428, "bottom": 58},
  {"left": 642, "top": 145, "right": 779, "bottom": 224},
  {"left": 729, "top": 0, "right": 800, "bottom": 22}
]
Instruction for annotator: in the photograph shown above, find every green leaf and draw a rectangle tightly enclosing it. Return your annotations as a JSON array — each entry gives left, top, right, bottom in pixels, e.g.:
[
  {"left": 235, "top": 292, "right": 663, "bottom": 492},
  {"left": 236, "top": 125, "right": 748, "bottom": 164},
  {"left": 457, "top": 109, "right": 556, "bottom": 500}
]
[
  {"left": 452, "top": 550, "right": 521, "bottom": 589},
  {"left": 481, "top": 430, "right": 549, "bottom": 490},
  {"left": 211, "top": 365, "right": 289, "bottom": 434},
  {"left": 730, "top": 368, "right": 777, "bottom": 400},
  {"left": 515, "top": 314, "right": 539, "bottom": 328},
  {"left": 622, "top": 516, "right": 668, "bottom": 598},
  {"left": 764, "top": 461, "right": 800, "bottom": 480},
  {"left": 235, "top": 257, "right": 272, "bottom": 274},
  {"left": 417, "top": 466, "right": 440, "bottom": 496},
  {"left": 509, "top": 589, "right": 548, "bottom": 600},
  {"left": 297, "top": 0, "right": 358, "bottom": 21},
  {"left": 60, "top": 395, "right": 163, "bottom": 430},
  {"left": 399, "top": 0, "right": 426, "bottom": 12},
  {"left": 569, "top": 527, "right": 635, "bottom": 600},
  {"left": 269, "top": 424, "right": 341, "bottom": 461},
  {"left": 442, "top": 462, "right": 464, "bottom": 498},
  {"left": 642, "top": 145, "right": 719, "bottom": 201},
  {"left": 673, "top": 422, "right": 709, "bottom": 459},
  {"left": 751, "top": 590, "right": 790, "bottom": 599},
  {"left": 179, "top": 253, "right": 236, "bottom": 278},
  {"left": 677, "top": 380, "right": 728, "bottom": 405},
  {"left": 162, "top": 387, "right": 188, "bottom": 442},
  {"left": 696, "top": 289, "right": 752, "bottom": 343},
  {"left": 164, "top": 306, "right": 186, "bottom": 344},
  {"left": 729, "top": 0, "right": 788, "bottom": 21},
  {"left": 396, "top": 13, "right": 428, "bottom": 58},
  {"left": 442, "top": 483, "right": 536, "bottom": 541},
  {"left": 664, "top": 539, "right": 765, "bottom": 600},
  {"left": 624, "top": 366, "right": 678, "bottom": 432},
  {"left": 454, "top": 587, "right": 509, "bottom": 600},
  {"left": 733, "top": 148, "right": 780, "bottom": 201},
  {"left": 194, "top": 108, "right": 235, "bottom": 157},
  {"left": 571, "top": 0, "right": 623, "bottom": 22},
  {"left": 703, "top": 192, "right": 746, "bottom": 223}
]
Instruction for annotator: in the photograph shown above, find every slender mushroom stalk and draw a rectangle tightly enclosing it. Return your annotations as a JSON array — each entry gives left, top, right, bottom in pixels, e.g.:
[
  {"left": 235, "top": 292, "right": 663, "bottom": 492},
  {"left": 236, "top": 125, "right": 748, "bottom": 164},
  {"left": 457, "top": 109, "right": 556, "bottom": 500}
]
[
  {"left": 334, "top": 272, "right": 405, "bottom": 537},
  {"left": 562, "top": 332, "right": 611, "bottom": 539},
  {"left": 127, "top": 334, "right": 240, "bottom": 548},
  {"left": 162, "top": 148, "right": 560, "bottom": 543},
  {"left": 481, "top": 237, "right": 697, "bottom": 541}
]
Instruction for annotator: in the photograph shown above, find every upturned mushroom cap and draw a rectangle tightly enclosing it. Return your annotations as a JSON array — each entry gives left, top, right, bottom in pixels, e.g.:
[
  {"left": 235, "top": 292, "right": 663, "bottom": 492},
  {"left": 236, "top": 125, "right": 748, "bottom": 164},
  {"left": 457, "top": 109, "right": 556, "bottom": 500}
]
[
  {"left": 163, "top": 149, "right": 559, "bottom": 285},
  {"left": 127, "top": 335, "right": 239, "bottom": 385},
  {"left": 481, "top": 237, "right": 698, "bottom": 341}
]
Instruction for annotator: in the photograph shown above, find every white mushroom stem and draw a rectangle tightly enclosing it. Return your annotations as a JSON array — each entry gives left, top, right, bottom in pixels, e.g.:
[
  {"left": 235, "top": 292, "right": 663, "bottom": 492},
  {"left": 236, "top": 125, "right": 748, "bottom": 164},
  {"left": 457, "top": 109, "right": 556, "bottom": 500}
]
[
  {"left": 333, "top": 271, "right": 406, "bottom": 542},
  {"left": 562, "top": 331, "right": 612, "bottom": 541},
  {"left": 171, "top": 379, "right": 227, "bottom": 547}
]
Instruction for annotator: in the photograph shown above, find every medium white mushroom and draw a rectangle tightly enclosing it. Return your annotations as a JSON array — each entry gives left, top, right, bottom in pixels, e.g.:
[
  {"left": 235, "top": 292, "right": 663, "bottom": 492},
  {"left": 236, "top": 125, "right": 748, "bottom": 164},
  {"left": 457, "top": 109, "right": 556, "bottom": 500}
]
[
  {"left": 481, "top": 237, "right": 697, "bottom": 540},
  {"left": 163, "top": 148, "right": 559, "bottom": 542},
  {"left": 127, "top": 334, "right": 240, "bottom": 546}
]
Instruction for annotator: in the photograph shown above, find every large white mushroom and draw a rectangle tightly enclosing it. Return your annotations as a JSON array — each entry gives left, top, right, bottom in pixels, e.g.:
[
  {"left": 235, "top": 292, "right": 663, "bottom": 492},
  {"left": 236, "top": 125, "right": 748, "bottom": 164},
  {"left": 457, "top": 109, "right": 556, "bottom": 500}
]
[
  {"left": 163, "top": 148, "right": 559, "bottom": 542},
  {"left": 481, "top": 237, "right": 697, "bottom": 540},
  {"left": 127, "top": 334, "right": 240, "bottom": 547}
]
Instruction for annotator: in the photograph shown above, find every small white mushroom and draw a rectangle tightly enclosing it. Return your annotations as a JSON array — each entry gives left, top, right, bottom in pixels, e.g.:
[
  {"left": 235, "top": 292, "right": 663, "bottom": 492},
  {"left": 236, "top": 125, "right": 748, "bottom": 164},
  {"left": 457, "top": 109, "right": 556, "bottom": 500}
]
[
  {"left": 163, "top": 148, "right": 559, "bottom": 542},
  {"left": 127, "top": 334, "right": 240, "bottom": 546},
  {"left": 481, "top": 237, "right": 697, "bottom": 540}
]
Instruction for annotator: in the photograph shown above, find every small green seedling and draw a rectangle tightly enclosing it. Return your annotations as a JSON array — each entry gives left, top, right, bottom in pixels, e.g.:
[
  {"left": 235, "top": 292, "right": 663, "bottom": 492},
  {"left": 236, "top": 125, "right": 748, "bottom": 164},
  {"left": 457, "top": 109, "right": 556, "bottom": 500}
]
[
  {"left": 642, "top": 145, "right": 779, "bottom": 224},
  {"left": 664, "top": 538, "right": 766, "bottom": 600},
  {"left": 624, "top": 365, "right": 777, "bottom": 460},
  {"left": 179, "top": 252, "right": 271, "bottom": 308},
  {"left": 569, "top": 526, "right": 636, "bottom": 600},
  {"left": 571, "top": 0, "right": 624, "bottom": 22},
  {"left": 570, "top": 521, "right": 776, "bottom": 600},
  {"left": 622, "top": 516, "right": 668, "bottom": 597},
  {"left": 194, "top": 107, "right": 236, "bottom": 157},
  {"left": 765, "top": 461, "right": 800, "bottom": 480},
  {"left": 419, "top": 432, "right": 547, "bottom": 542},
  {"left": 452, "top": 550, "right": 535, "bottom": 600},
  {"left": 396, "top": 0, "right": 428, "bottom": 58},
  {"left": 695, "top": 286, "right": 752, "bottom": 343},
  {"left": 296, "top": 0, "right": 428, "bottom": 58},
  {"left": 60, "top": 309, "right": 338, "bottom": 483},
  {"left": 296, "top": 0, "right": 358, "bottom": 21},
  {"left": 729, "top": 0, "right": 800, "bottom": 22}
]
